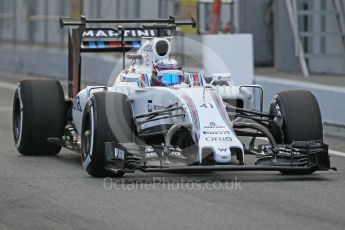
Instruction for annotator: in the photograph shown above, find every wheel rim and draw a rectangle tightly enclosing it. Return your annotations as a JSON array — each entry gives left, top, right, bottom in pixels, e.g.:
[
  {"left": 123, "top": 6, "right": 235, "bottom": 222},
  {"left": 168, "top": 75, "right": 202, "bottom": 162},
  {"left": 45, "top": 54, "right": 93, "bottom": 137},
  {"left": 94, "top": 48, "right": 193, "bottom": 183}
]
[
  {"left": 270, "top": 98, "right": 284, "bottom": 144},
  {"left": 82, "top": 106, "right": 95, "bottom": 162},
  {"left": 13, "top": 87, "right": 23, "bottom": 148}
]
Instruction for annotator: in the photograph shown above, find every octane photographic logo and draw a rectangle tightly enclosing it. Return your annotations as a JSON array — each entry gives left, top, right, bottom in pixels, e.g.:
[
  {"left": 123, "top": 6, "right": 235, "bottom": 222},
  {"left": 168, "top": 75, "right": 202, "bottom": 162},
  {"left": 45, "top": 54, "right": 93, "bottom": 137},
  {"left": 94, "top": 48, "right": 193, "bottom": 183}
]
[
  {"left": 103, "top": 35, "right": 233, "bottom": 163},
  {"left": 103, "top": 176, "right": 243, "bottom": 191}
]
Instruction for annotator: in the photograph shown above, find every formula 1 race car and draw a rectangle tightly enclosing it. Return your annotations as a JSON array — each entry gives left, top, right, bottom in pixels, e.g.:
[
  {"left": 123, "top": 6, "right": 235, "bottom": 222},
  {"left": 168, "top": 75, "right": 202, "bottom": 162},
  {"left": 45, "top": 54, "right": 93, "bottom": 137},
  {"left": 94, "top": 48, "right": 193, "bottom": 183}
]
[{"left": 12, "top": 16, "right": 334, "bottom": 177}]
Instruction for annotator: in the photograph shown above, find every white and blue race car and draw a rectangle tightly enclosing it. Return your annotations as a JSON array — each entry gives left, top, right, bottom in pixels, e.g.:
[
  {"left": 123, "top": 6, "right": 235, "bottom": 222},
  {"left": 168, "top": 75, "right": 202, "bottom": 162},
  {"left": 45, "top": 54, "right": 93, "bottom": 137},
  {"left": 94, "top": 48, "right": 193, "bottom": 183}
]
[{"left": 12, "top": 16, "right": 334, "bottom": 177}]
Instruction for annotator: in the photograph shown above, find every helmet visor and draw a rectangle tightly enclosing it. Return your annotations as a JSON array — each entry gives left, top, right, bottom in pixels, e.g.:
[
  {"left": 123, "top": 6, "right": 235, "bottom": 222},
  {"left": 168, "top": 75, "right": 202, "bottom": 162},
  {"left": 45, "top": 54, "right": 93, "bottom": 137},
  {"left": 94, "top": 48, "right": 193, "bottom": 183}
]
[{"left": 159, "top": 73, "right": 184, "bottom": 85}]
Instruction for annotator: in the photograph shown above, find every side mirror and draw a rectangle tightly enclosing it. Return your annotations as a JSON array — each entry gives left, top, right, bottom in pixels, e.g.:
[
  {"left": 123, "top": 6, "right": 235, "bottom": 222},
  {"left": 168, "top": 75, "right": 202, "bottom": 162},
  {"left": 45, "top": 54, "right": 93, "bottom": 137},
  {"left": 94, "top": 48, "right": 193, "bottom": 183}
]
[{"left": 210, "top": 73, "right": 234, "bottom": 86}]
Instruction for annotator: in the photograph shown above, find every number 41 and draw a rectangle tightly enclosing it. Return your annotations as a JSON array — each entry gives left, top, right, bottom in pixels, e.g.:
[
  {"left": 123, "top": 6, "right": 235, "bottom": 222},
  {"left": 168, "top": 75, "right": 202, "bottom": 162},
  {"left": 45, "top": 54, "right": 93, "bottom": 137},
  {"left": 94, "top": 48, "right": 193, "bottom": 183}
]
[{"left": 199, "top": 103, "right": 213, "bottom": 109}]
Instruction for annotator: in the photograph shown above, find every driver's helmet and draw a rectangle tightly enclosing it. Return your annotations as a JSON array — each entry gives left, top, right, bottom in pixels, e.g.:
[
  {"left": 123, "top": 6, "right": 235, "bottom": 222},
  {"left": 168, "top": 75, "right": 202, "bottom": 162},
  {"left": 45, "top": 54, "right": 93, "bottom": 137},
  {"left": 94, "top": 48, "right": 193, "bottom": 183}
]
[{"left": 152, "top": 59, "right": 184, "bottom": 86}]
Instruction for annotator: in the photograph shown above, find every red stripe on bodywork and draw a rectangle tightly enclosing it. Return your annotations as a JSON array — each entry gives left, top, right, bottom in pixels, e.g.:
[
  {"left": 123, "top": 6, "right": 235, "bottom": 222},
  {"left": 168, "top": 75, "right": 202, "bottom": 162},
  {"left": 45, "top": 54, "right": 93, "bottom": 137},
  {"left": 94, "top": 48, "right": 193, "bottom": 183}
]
[{"left": 180, "top": 92, "right": 200, "bottom": 142}]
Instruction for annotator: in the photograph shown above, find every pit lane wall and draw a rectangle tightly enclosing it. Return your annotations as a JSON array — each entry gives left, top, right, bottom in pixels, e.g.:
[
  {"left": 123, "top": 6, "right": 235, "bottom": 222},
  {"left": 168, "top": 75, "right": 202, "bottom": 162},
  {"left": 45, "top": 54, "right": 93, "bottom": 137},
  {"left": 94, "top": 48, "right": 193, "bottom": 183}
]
[{"left": 255, "top": 76, "right": 345, "bottom": 128}]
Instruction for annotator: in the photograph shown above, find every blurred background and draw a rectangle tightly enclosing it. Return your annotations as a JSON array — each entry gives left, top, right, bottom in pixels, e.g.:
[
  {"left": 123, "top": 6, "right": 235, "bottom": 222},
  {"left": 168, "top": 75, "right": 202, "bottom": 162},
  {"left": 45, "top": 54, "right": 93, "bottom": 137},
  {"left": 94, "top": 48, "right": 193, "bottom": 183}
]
[{"left": 0, "top": 0, "right": 344, "bottom": 131}]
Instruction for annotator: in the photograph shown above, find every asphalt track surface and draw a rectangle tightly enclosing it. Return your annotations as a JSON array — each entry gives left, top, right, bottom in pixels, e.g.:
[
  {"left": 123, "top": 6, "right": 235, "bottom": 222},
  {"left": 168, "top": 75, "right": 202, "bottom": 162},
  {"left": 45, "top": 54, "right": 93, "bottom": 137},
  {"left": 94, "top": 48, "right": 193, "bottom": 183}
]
[{"left": 0, "top": 73, "right": 345, "bottom": 230}]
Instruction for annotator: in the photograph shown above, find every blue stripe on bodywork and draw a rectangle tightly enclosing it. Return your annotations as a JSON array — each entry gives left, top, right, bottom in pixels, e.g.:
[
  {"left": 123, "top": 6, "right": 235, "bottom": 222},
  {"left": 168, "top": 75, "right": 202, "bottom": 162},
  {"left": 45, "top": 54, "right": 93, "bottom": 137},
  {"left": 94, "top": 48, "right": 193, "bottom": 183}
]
[
  {"left": 88, "top": 41, "right": 96, "bottom": 48},
  {"left": 198, "top": 73, "right": 204, "bottom": 86},
  {"left": 132, "top": 41, "right": 141, "bottom": 48},
  {"left": 97, "top": 41, "right": 105, "bottom": 48}
]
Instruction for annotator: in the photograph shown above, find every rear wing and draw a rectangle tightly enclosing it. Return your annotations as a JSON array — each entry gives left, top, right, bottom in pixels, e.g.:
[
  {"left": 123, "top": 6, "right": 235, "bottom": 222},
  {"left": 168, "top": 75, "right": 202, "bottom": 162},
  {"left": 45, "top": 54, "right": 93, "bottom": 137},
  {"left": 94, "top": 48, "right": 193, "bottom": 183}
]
[{"left": 60, "top": 15, "right": 196, "bottom": 97}]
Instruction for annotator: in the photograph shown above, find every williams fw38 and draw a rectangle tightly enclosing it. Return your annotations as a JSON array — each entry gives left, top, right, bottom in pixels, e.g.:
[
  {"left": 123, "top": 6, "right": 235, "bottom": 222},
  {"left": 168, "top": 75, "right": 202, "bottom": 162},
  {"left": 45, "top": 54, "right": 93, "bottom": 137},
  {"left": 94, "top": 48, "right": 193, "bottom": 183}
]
[{"left": 12, "top": 16, "right": 335, "bottom": 177}]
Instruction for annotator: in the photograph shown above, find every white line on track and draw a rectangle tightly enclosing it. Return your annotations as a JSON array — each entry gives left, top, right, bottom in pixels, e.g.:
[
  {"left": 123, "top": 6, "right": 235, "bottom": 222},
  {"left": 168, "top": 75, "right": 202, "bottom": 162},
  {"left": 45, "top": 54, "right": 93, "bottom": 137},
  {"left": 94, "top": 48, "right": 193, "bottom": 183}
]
[
  {"left": 0, "top": 81, "right": 17, "bottom": 90},
  {"left": 1, "top": 79, "right": 345, "bottom": 157},
  {"left": 329, "top": 149, "right": 345, "bottom": 157},
  {"left": 256, "top": 75, "right": 345, "bottom": 94}
]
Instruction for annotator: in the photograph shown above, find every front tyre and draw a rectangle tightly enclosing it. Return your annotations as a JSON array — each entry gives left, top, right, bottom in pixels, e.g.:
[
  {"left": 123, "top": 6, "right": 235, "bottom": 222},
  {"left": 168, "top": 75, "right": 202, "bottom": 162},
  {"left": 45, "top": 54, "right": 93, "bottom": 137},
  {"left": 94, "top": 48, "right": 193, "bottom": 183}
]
[
  {"left": 13, "top": 79, "right": 65, "bottom": 155},
  {"left": 270, "top": 90, "right": 323, "bottom": 175},
  {"left": 81, "top": 92, "right": 134, "bottom": 177}
]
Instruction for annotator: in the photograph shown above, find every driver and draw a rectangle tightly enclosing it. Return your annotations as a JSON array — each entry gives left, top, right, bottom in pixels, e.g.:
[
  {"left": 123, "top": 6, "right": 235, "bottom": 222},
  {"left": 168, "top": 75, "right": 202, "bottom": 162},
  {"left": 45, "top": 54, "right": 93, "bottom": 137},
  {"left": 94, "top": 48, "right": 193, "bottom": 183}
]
[{"left": 151, "top": 59, "right": 184, "bottom": 87}]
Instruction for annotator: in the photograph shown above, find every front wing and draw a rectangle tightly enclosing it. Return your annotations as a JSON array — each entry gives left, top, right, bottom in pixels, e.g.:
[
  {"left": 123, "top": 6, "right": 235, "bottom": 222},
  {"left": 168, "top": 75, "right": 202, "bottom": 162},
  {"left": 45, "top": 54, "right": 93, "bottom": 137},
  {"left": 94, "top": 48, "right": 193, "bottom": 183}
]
[{"left": 104, "top": 141, "right": 335, "bottom": 174}]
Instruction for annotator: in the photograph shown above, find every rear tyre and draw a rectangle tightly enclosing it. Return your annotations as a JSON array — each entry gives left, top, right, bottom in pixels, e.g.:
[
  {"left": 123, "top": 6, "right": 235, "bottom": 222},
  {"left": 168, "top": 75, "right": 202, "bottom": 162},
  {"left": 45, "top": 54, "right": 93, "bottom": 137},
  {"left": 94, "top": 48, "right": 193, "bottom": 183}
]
[
  {"left": 80, "top": 92, "right": 134, "bottom": 177},
  {"left": 269, "top": 90, "right": 323, "bottom": 175},
  {"left": 13, "top": 79, "right": 65, "bottom": 155}
]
